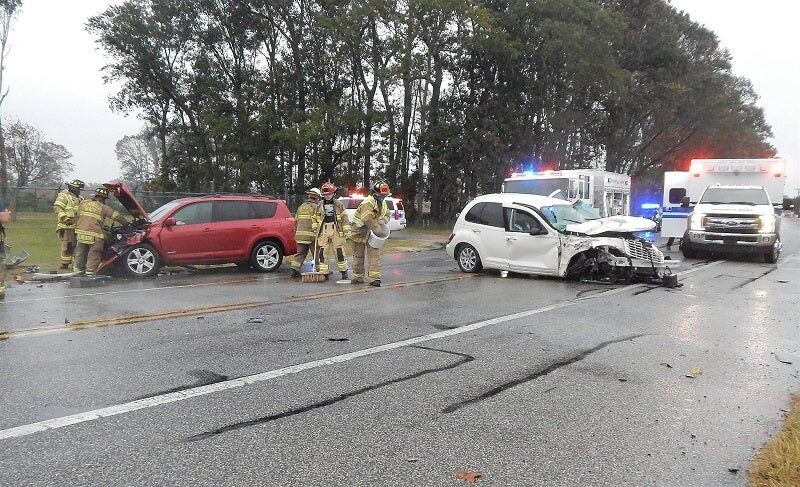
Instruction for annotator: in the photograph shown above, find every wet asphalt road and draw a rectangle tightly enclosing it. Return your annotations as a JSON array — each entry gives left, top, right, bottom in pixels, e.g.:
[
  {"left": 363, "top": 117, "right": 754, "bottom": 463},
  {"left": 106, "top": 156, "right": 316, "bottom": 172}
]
[{"left": 1, "top": 221, "right": 799, "bottom": 486}]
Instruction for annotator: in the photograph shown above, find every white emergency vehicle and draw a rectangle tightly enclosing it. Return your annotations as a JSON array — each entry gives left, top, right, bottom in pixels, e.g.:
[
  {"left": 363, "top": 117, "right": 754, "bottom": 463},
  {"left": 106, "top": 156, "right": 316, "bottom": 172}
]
[
  {"left": 503, "top": 169, "right": 631, "bottom": 217},
  {"left": 661, "top": 159, "right": 786, "bottom": 238}
]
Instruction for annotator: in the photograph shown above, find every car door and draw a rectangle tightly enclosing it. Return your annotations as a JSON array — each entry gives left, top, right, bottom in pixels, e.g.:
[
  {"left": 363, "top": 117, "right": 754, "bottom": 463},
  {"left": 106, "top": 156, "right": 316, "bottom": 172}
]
[
  {"left": 504, "top": 206, "right": 560, "bottom": 275},
  {"left": 465, "top": 201, "right": 509, "bottom": 269},
  {"left": 157, "top": 201, "right": 215, "bottom": 262},
  {"left": 211, "top": 200, "right": 259, "bottom": 260}
]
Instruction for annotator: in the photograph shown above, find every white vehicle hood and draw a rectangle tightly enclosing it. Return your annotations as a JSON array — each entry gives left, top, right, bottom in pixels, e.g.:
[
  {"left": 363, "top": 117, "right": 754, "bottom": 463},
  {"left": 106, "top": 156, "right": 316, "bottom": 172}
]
[
  {"left": 694, "top": 203, "right": 767, "bottom": 214},
  {"left": 565, "top": 216, "right": 656, "bottom": 235}
]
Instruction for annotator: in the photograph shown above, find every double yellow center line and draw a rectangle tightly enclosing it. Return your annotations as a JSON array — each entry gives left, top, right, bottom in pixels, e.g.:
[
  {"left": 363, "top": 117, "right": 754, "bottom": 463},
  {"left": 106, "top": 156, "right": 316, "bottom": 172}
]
[{"left": 3, "top": 274, "right": 477, "bottom": 339}]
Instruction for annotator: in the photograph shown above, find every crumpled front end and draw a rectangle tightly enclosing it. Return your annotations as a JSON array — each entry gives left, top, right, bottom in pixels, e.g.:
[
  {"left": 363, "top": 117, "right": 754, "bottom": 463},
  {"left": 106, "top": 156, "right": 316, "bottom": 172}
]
[{"left": 561, "top": 236, "right": 677, "bottom": 284}]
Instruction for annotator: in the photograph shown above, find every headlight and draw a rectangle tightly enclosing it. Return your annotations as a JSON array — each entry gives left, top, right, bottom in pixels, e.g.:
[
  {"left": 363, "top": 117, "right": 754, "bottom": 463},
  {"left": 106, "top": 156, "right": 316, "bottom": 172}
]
[
  {"left": 690, "top": 213, "right": 706, "bottom": 231},
  {"left": 758, "top": 214, "right": 776, "bottom": 233}
]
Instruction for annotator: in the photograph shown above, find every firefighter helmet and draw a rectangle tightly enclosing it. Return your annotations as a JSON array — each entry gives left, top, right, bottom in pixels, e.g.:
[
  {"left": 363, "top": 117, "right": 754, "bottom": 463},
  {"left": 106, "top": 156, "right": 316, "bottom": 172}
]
[
  {"left": 94, "top": 187, "right": 111, "bottom": 199},
  {"left": 66, "top": 179, "right": 85, "bottom": 190},
  {"left": 307, "top": 188, "right": 322, "bottom": 201},
  {"left": 372, "top": 181, "right": 391, "bottom": 197},
  {"left": 320, "top": 181, "right": 337, "bottom": 197}
]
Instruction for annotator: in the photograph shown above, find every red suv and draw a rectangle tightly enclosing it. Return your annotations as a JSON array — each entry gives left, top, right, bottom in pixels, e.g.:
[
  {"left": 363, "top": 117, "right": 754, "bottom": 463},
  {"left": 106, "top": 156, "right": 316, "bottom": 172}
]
[{"left": 103, "top": 183, "right": 297, "bottom": 278}]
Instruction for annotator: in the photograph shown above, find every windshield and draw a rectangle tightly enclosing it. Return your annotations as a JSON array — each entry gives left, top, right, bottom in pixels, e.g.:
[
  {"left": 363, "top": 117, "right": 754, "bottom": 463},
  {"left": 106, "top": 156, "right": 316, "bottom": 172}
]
[
  {"left": 540, "top": 200, "right": 601, "bottom": 231},
  {"left": 504, "top": 178, "right": 569, "bottom": 196},
  {"left": 148, "top": 200, "right": 182, "bottom": 222},
  {"left": 699, "top": 187, "right": 770, "bottom": 205}
]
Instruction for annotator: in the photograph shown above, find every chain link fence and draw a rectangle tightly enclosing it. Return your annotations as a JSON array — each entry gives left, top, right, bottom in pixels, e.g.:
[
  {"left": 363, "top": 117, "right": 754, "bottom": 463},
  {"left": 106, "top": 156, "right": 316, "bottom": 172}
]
[{"left": 6, "top": 187, "right": 309, "bottom": 214}]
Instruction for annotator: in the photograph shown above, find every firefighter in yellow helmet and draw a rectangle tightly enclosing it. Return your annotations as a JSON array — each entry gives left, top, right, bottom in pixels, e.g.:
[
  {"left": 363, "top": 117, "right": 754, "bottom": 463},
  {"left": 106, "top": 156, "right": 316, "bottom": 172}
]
[
  {"left": 73, "top": 187, "right": 127, "bottom": 276},
  {"left": 315, "top": 182, "right": 351, "bottom": 280},
  {"left": 348, "top": 181, "right": 391, "bottom": 286},
  {"left": 0, "top": 200, "right": 11, "bottom": 300},
  {"left": 290, "top": 188, "right": 322, "bottom": 278},
  {"left": 53, "top": 179, "right": 85, "bottom": 269}
]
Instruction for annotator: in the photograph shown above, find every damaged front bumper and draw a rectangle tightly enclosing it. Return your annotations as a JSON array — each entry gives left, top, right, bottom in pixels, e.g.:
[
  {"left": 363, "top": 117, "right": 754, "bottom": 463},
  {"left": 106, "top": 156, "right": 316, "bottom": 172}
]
[{"left": 564, "top": 237, "right": 679, "bottom": 285}]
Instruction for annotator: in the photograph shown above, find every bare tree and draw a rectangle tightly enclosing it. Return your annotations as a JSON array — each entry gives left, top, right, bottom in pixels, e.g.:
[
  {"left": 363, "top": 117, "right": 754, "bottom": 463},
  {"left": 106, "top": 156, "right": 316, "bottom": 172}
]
[
  {"left": 115, "top": 131, "right": 159, "bottom": 186},
  {"left": 3, "top": 118, "right": 73, "bottom": 187},
  {"left": 0, "top": 0, "right": 22, "bottom": 200}
]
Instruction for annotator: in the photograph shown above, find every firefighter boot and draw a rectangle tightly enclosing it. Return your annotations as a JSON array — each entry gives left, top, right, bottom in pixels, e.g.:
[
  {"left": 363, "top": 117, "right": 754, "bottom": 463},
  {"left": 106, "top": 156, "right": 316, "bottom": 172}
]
[
  {"left": 60, "top": 263, "right": 70, "bottom": 270},
  {"left": 341, "top": 270, "right": 348, "bottom": 281},
  {"left": 369, "top": 280, "right": 381, "bottom": 287},
  {"left": 291, "top": 269, "right": 301, "bottom": 278}
]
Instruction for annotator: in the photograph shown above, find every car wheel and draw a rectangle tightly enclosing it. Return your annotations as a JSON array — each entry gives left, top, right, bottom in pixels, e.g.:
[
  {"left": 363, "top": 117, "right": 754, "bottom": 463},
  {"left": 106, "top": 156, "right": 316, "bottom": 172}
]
[
  {"left": 123, "top": 243, "right": 161, "bottom": 278},
  {"left": 764, "top": 239, "right": 780, "bottom": 264},
  {"left": 456, "top": 244, "right": 482, "bottom": 273},
  {"left": 680, "top": 240, "right": 697, "bottom": 259},
  {"left": 251, "top": 240, "right": 283, "bottom": 272}
]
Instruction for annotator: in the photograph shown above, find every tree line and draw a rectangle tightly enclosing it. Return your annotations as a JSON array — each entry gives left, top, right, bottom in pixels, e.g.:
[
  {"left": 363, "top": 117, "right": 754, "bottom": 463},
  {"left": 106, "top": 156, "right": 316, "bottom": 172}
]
[{"left": 89, "top": 0, "right": 774, "bottom": 220}]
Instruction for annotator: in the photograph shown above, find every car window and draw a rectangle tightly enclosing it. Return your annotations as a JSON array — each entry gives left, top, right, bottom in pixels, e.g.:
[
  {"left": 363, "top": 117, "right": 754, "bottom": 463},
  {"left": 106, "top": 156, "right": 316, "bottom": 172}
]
[
  {"left": 172, "top": 202, "right": 212, "bottom": 225},
  {"left": 505, "top": 208, "right": 544, "bottom": 234},
  {"left": 480, "top": 202, "right": 505, "bottom": 227},
  {"left": 464, "top": 202, "right": 486, "bottom": 223},
  {"left": 214, "top": 201, "right": 254, "bottom": 222},
  {"left": 668, "top": 188, "right": 687, "bottom": 204},
  {"left": 341, "top": 198, "right": 363, "bottom": 210},
  {"left": 251, "top": 201, "right": 277, "bottom": 218}
]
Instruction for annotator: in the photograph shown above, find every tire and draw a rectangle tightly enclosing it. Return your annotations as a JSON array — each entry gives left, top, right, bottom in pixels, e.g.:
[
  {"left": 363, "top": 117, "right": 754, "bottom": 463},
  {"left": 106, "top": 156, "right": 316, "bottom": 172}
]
[
  {"left": 764, "top": 239, "right": 780, "bottom": 264},
  {"left": 251, "top": 240, "right": 283, "bottom": 272},
  {"left": 680, "top": 240, "right": 698, "bottom": 259},
  {"left": 122, "top": 243, "right": 161, "bottom": 278},
  {"left": 456, "top": 244, "right": 482, "bottom": 273}
]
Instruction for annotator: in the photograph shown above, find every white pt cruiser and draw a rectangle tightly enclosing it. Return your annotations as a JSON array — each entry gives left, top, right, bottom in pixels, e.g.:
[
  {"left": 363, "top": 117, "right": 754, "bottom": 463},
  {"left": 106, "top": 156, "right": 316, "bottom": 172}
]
[{"left": 446, "top": 193, "right": 676, "bottom": 282}]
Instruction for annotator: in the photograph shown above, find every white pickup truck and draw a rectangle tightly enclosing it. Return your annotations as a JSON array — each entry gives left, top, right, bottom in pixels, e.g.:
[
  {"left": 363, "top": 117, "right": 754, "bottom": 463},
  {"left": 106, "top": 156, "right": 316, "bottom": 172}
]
[{"left": 681, "top": 184, "right": 781, "bottom": 263}]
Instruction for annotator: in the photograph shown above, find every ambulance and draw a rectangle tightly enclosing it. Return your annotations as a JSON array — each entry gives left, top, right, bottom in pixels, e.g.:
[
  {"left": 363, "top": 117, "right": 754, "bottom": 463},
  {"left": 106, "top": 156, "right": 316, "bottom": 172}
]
[
  {"left": 660, "top": 158, "right": 787, "bottom": 239},
  {"left": 503, "top": 169, "right": 631, "bottom": 217}
]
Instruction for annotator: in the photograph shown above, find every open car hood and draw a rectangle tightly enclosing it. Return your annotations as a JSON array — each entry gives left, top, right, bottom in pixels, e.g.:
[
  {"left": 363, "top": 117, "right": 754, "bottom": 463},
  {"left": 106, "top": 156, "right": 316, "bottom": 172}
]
[
  {"left": 103, "top": 182, "right": 149, "bottom": 220},
  {"left": 565, "top": 215, "right": 656, "bottom": 236}
]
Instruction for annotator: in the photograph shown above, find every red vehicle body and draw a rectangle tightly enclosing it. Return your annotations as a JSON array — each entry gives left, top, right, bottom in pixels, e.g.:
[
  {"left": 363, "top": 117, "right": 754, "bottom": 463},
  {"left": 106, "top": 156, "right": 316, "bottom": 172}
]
[{"left": 97, "top": 182, "right": 297, "bottom": 277}]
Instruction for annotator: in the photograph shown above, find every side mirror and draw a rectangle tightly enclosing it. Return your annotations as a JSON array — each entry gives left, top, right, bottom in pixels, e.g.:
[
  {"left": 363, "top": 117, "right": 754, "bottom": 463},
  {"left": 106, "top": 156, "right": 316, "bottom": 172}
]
[
  {"left": 529, "top": 228, "right": 547, "bottom": 236},
  {"left": 163, "top": 217, "right": 176, "bottom": 227},
  {"left": 681, "top": 196, "right": 690, "bottom": 208}
]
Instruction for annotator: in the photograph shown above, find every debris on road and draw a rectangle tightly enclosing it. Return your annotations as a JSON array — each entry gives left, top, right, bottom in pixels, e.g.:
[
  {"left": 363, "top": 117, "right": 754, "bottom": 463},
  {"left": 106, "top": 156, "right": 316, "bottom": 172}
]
[
  {"left": 659, "top": 362, "right": 673, "bottom": 368},
  {"left": 772, "top": 353, "right": 793, "bottom": 365},
  {"left": 326, "top": 337, "right": 349, "bottom": 342},
  {"left": 455, "top": 471, "right": 482, "bottom": 483},
  {"left": 406, "top": 458, "right": 418, "bottom": 463},
  {"left": 3, "top": 249, "right": 30, "bottom": 268},
  {"left": 246, "top": 318, "right": 265, "bottom": 324},
  {"left": 727, "top": 468, "right": 739, "bottom": 474},
  {"left": 618, "top": 377, "right": 628, "bottom": 382}
]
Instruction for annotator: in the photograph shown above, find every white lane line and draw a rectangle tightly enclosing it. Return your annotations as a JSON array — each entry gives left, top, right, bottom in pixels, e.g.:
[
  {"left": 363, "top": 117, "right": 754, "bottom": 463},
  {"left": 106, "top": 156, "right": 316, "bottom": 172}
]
[
  {"left": 3, "top": 276, "right": 281, "bottom": 304},
  {"left": 0, "top": 259, "right": 724, "bottom": 441}
]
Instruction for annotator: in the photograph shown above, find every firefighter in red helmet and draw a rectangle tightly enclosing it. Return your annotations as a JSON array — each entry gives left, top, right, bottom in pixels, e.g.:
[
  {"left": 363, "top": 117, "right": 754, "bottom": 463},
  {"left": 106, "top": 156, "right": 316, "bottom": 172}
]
[{"left": 315, "top": 182, "right": 350, "bottom": 280}]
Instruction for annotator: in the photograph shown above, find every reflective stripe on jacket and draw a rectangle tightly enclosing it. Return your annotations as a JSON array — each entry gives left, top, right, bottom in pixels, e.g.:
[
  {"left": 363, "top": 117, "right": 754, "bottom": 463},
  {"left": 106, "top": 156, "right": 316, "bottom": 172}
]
[
  {"left": 75, "top": 200, "right": 125, "bottom": 241},
  {"left": 53, "top": 190, "right": 83, "bottom": 230},
  {"left": 294, "top": 201, "right": 319, "bottom": 244},
  {"left": 349, "top": 195, "right": 388, "bottom": 243},
  {"left": 314, "top": 199, "right": 350, "bottom": 236}
]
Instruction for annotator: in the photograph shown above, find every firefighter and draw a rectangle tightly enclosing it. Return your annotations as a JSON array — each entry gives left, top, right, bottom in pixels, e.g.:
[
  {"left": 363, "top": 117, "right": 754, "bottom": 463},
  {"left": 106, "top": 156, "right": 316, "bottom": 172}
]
[
  {"left": 53, "top": 179, "right": 85, "bottom": 269},
  {"left": 73, "top": 187, "right": 127, "bottom": 276},
  {"left": 348, "top": 181, "right": 391, "bottom": 286},
  {"left": 315, "top": 182, "right": 351, "bottom": 281},
  {"left": 0, "top": 199, "right": 10, "bottom": 301},
  {"left": 290, "top": 188, "right": 322, "bottom": 278}
]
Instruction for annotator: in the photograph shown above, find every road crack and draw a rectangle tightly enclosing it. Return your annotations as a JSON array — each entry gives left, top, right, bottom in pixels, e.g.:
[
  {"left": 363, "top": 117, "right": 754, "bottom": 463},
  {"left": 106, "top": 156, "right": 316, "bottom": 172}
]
[
  {"left": 441, "top": 334, "right": 646, "bottom": 414},
  {"left": 184, "top": 346, "right": 474, "bottom": 442}
]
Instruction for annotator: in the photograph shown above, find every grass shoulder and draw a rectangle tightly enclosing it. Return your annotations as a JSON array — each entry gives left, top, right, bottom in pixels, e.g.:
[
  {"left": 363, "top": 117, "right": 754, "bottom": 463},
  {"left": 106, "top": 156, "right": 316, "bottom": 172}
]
[{"left": 749, "top": 395, "right": 800, "bottom": 486}]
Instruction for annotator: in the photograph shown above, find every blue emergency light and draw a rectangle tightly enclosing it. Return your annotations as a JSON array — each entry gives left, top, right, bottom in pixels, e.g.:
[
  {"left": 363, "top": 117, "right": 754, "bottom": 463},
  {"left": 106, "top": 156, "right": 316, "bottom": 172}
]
[{"left": 640, "top": 203, "right": 660, "bottom": 210}]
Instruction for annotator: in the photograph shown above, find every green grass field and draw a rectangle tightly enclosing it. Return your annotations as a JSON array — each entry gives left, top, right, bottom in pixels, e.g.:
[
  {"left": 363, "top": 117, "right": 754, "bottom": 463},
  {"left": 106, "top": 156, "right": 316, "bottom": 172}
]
[{"left": 3, "top": 212, "right": 61, "bottom": 272}]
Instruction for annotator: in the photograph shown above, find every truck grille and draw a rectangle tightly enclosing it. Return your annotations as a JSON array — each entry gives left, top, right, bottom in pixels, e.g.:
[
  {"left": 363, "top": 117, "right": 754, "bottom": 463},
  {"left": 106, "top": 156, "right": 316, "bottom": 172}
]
[
  {"left": 624, "top": 239, "right": 665, "bottom": 263},
  {"left": 704, "top": 214, "right": 760, "bottom": 234}
]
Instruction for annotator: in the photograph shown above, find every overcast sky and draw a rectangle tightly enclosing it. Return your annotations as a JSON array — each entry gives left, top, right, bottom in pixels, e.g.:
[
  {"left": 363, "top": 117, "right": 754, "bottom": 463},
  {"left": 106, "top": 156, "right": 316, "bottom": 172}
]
[{"left": 3, "top": 0, "right": 799, "bottom": 193}]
